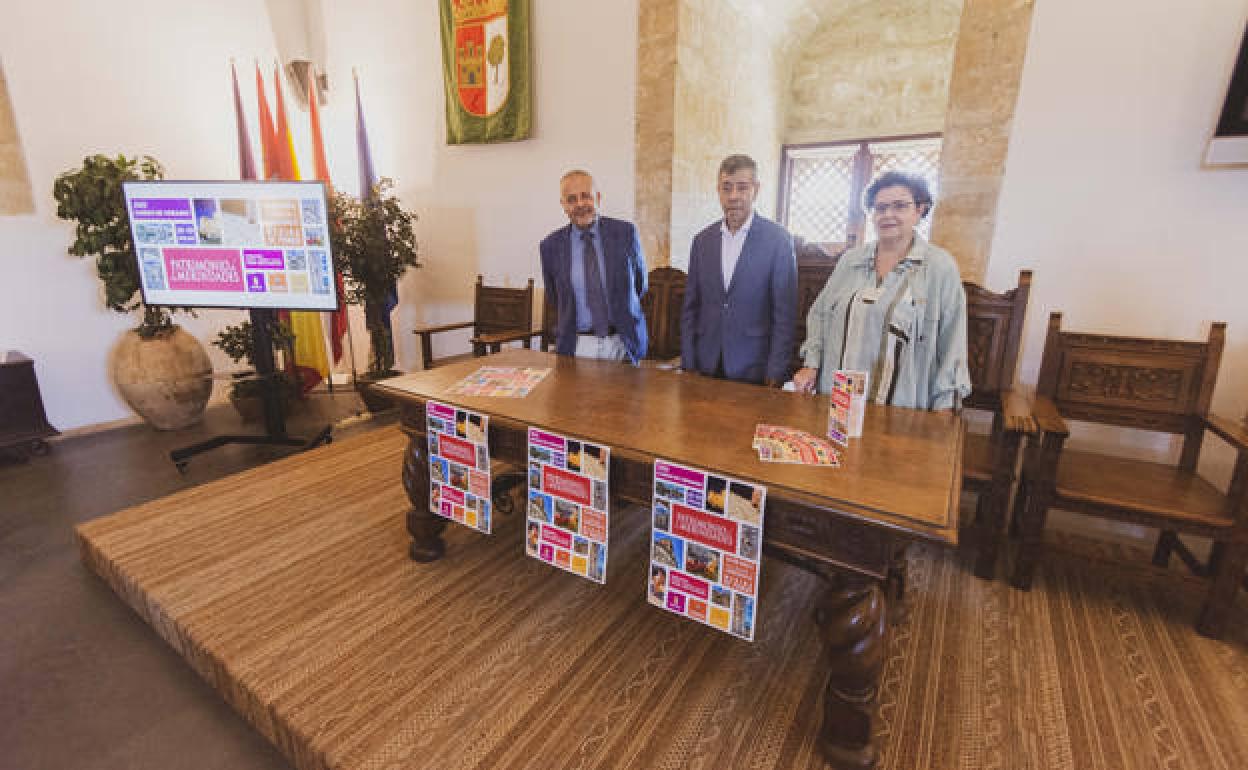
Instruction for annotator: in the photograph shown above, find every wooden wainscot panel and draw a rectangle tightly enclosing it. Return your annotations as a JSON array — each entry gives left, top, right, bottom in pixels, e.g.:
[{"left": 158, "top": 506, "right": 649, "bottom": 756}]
[
  {"left": 398, "top": 401, "right": 428, "bottom": 435},
  {"left": 488, "top": 422, "right": 528, "bottom": 460},
  {"left": 966, "top": 312, "right": 1008, "bottom": 395},
  {"left": 609, "top": 454, "right": 656, "bottom": 505},
  {"left": 764, "top": 496, "right": 893, "bottom": 579}
]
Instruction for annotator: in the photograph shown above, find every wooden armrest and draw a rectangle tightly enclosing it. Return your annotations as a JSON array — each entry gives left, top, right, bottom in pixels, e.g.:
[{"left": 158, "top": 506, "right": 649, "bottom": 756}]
[
  {"left": 999, "top": 387, "right": 1038, "bottom": 435},
  {"left": 412, "top": 320, "right": 474, "bottom": 336},
  {"left": 1206, "top": 413, "right": 1248, "bottom": 453},
  {"left": 472, "top": 328, "right": 544, "bottom": 347},
  {"left": 1030, "top": 394, "right": 1069, "bottom": 437}
]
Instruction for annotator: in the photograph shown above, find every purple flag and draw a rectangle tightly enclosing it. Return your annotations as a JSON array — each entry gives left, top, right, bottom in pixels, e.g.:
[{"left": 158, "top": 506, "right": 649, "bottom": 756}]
[
  {"left": 354, "top": 72, "right": 398, "bottom": 331},
  {"left": 231, "top": 61, "right": 257, "bottom": 181}
]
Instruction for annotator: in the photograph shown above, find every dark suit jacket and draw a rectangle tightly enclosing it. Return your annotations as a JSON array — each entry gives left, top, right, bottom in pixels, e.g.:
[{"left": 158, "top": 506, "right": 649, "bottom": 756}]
[
  {"left": 540, "top": 216, "right": 649, "bottom": 362},
  {"left": 680, "top": 213, "right": 797, "bottom": 384}
]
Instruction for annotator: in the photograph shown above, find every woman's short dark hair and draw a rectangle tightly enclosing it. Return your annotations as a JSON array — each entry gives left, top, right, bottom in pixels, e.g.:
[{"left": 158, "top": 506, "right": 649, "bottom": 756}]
[{"left": 865, "top": 171, "right": 935, "bottom": 219}]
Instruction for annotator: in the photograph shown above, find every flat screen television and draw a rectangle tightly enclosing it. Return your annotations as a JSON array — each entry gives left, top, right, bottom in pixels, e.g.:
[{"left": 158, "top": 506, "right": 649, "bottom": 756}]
[{"left": 122, "top": 180, "right": 340, "bottom": 311}]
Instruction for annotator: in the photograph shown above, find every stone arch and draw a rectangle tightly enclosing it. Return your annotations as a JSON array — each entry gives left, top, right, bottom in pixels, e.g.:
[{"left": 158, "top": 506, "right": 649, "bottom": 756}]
[{"left": 634, "top": 0, "right": 1034, "bottom": 282}]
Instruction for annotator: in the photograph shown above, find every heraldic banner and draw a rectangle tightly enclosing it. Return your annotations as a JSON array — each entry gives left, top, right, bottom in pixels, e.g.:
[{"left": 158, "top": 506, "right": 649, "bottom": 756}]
[{"left": 440, "top": 0, "right": 532, "bottom": 144}]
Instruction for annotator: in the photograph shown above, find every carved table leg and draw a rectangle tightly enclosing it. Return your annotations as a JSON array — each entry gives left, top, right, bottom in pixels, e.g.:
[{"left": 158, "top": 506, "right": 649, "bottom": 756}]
[
  {"left": 813, "top": 568, "right": 888, "bottom": 770},
  {"left": 885, "top": 543, "right": 909, "bottom": 625},
  {"left": 401, "top": 409, "right": 447, "bottom": 562},
  {"left": 491, "top": 471, "right": 527, "bottom": 516}
]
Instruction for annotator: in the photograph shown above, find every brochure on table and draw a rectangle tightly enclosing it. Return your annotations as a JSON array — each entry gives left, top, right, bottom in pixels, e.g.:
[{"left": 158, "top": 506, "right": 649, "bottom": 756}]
[
  {"left": 122, "top": 181, "right": 337, "bottom": 311},
  {"left": 752, "top": 424, "right": 840, "bottom": 466},
  {"left": 828, "top": 369, "right": 868, "bottom": 445},
  {"left": 648, "top": 460, "right": 766, "bottom": 641},
  {"left": 526, "top": 428, "right": 610, "bottom": 583},
  {"left": 427, "top": 401, "right": 492, "bottom": 533}
]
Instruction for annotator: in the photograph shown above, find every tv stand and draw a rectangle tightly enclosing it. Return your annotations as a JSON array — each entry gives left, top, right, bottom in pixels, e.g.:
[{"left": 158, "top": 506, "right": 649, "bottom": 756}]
[{"left": 170, "top": 309, "right": 332, "bottom": 472}]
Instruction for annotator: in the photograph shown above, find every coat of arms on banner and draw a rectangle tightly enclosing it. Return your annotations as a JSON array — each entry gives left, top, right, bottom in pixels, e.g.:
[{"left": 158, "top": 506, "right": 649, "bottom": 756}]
[
  {"left": 440, "top": 0, "right": 531, "bottom": 144},
  {"left": 453, "top": 0, "right": 510, "bottom": 117}
]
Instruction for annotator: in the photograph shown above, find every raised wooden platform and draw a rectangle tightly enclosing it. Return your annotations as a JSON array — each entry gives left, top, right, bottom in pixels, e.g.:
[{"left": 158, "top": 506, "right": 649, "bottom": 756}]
[{"left": 78, "top": 428, "right": 1248, "bottom": 769}]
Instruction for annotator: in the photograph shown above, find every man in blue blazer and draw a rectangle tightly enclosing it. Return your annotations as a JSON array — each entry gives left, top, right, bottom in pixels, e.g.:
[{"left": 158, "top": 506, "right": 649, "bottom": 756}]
[
  {"left": 540, "top": 170, "right": 648, "bottom": 363},
  {"left": 681, "top": 155, "right": 797, "bottom": 386}
]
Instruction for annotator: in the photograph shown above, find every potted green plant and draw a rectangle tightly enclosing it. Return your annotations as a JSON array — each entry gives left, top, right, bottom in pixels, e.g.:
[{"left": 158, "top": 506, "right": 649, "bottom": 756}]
[
  {"left": 328, "top": 178, "right": 420, "bottom": 411},
  {"left": 212, "top": 319, "right": 302, "bottom": 423},
  {"left": 53, "top": 154, "right": 213, "bottom": 430}
]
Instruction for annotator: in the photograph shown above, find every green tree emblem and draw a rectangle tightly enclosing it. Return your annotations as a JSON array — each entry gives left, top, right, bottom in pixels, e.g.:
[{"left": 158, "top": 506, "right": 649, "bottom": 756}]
[{"left": 487, "top": 34, "right": 506, "bottom": 84}]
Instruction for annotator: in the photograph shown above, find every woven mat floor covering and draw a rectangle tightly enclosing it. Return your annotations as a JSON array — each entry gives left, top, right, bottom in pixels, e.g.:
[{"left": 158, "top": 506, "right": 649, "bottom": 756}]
[{"left": 77, "top": 428, "right": 1248, "bottom": 770}]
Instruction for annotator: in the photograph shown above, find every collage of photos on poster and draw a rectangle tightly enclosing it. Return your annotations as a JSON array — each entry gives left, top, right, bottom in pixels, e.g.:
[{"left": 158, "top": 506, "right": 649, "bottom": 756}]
[
  {"left": 828, "top": 369, "right": 869, "bottom": 445},
  {"left": 427, "top": 401, "right": 493, "bottom": 534},
  {"left": 526, "top": 428, "right": 610, "bottom": 583},
  {"left": 128, "top": 192, "right": 333, "bottom": 299},
  {"left": 448, "top": 366, "right": 552, "bottom": 398},
  {"left": 648, "top": 460, "right": 765, "bottom": 641}
]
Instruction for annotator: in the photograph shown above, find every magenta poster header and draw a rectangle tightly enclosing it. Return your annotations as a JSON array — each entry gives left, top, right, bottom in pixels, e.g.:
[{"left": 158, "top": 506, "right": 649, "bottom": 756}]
[{"left": 163, "top": 249, "right": 245, "bottom": 292}]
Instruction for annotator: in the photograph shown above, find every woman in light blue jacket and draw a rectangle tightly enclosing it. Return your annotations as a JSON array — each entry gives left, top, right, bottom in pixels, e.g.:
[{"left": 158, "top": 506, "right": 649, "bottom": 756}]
[{"left": 793, "top": 171, "right": 971, "bottom": 410}]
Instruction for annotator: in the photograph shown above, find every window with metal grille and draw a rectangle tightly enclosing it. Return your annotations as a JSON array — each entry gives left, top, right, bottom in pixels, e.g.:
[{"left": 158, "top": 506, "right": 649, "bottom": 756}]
[{"left": 778, "top": 134, "right": 942, "bottom": 251}]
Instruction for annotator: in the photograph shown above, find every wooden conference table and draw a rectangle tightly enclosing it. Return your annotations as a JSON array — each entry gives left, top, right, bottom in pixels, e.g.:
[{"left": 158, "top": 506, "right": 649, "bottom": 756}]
[{"left": 375, "top": 349, "right": 963, "bottom": 770}]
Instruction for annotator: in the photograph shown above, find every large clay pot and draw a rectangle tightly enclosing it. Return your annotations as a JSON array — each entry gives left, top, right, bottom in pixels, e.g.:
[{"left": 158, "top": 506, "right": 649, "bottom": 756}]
[{"left": 111, "top": 326, "right": 213, "bottom": 430}]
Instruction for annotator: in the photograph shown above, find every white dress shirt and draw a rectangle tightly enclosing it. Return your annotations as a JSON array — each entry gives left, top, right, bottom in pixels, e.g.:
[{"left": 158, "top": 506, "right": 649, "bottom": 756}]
[{"left": 719, "top": 210, "right": 754, "bottom": 292}]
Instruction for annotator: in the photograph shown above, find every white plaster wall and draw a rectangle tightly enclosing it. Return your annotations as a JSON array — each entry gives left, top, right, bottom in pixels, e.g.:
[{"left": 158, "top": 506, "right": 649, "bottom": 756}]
[
  {"left": 0, "top": 0, "right": 290, "bottom": 432},
  {"left": 988, "top": 0, "right": 1248, "bottom": 486},
  {"left": 0, "top": 0, "right": 637, "bottom": 431},
  {"left": 320, "top": 0, "right": 638, "bottom": 368}
]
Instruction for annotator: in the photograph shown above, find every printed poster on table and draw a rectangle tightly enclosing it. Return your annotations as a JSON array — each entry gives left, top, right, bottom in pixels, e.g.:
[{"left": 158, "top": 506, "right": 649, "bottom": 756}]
[
  {"left": 648, "top": 460, "right": 766, "bottom": 641},
  {"left": 447, "top": 366, "right": 551, "bottom": 398},
  {"left": 526, "top": 428, "right": 610, "bottom": 583},
  {"left": 427, "top": 401, "right": 493, "bottom": 533}
]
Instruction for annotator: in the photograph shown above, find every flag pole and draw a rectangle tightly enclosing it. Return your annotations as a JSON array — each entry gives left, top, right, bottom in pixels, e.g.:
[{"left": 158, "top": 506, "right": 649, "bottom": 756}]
[{"left": 346, "top": 304, "right": 360, "bottom": 387}]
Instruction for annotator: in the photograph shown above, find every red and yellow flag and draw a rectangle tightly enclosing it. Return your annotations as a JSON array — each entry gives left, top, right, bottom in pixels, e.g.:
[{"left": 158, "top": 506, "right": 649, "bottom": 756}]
[
  {"left": 261, "top": 64, "right": 329, "bottom": 392},
  {"left": 272, "top": 62, "right": 302, "bottom": 182},
  {"left": 306, "top": 74, "right": 349, "bottom": 364},
  {"left": 255, "top": 64, "right": 278, "bottom": 181}
]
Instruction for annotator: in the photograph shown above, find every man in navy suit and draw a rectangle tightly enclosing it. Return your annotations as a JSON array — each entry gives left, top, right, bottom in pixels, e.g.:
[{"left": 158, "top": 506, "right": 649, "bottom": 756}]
[
  {"left": 540, "top": 170, "right": 648, "bottom": 363},
  {"left": 681, "top": 155, "right": 797, "bottom": 386}
]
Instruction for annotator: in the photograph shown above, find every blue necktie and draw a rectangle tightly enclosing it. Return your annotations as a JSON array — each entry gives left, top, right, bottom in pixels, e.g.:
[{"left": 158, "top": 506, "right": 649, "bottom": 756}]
[{"left": 582, "top": 231, "right": 610, "bottom": 337}]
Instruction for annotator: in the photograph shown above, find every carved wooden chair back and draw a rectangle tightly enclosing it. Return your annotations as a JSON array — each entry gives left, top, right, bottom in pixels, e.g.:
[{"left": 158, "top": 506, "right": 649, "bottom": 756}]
[
  {"left": 537, "top": 267, "right": 686, "bottom": 361},
  {"left": 474, "top": 275, "right": 535, "bottom": 339},
  {"left": 954, "top": 271, "right": 1033, "bottom": 581},
  {"left": 1035, "top": 312, "right": 1225, "bottom": 470},
  {"left": 413, "top": 275, "right": 535, "bottom": 369},
  {"left": 793, "top": 240, "right": 845, "bottom": 373},
  {"left": 963, "top": 270, "right": 1032, "bottom": 415},
  {"left": 642, "top": 266, "right": 686, "bottom": 361},
  {"left": 539, "top": 290, "right": 557, "bottom": 353}
]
